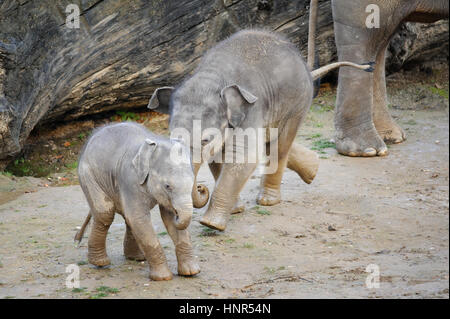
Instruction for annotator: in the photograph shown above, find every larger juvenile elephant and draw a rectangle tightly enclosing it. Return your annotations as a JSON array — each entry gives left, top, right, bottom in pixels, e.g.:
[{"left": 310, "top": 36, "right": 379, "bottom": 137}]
[
  {"left": 324, "top": 0, "right": 448, "bottom": 157},
  {"left": 149, "top": 29, "right": 373, "bottom": 231}
]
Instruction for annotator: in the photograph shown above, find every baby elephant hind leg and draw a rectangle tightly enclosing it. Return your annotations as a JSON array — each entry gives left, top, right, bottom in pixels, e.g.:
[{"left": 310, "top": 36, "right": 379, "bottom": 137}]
[
  {"left": 123, "top": 224, "right": 145, "bottom": 261},
  {"left": 286, "top": 143, "right": 319, "bottom": 184},
  {"left": 83, "top": 184, "right": 115, "bottom": 267},
  {"left": 88, "top": 212, "right": 115, "bottom": 267},
  {"left": 159, "top": 206, "right": 200, "bottom": 276}
]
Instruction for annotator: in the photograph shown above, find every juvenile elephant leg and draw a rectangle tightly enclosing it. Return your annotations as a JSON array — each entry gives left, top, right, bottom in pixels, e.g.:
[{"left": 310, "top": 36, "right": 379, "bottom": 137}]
[
  {"left": 159, "top": 206, "right": 200, "bottom": 276},
  {"left": 287, "top": 143, "right": 319, "bottom": 184},
  {"left": 201, "top": 163, "right": 257, "bottom": 231},
  {"left": 209, "top": 162, "right": 245, "bottom": 214},
  {"left": 88, "top": 213, "right": 114, "bottom": 267},
  {"left": 123, "top": 224, "right": 145, "bottom": 261},
  {"left": 258, "top": 119, "right": 300, "bottom": 205},
  {"left": 372, "top": 45, "right": 406, "bottom": 144}
]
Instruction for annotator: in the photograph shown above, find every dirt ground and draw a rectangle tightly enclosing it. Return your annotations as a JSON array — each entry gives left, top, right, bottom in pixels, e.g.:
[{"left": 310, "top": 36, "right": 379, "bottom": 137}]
[{"left": 0, "top": 65, "right": 448, "bottom": 299}]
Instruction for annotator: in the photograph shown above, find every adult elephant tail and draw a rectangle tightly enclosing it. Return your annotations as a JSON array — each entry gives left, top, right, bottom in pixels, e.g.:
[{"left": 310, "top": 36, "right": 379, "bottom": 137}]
[{"left": 307, "top": 0, "right": 321, "bottom": 97}]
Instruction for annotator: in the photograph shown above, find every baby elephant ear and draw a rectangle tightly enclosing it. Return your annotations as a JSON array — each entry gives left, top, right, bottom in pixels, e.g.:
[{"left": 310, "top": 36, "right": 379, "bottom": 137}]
[
  {"left": 220, "top": 84, "right": 258, "bottom": 128},
  {"left": 148, "top": 87, "right": 174, "bottom": 115},
  {"left": 132, "top": 139, "right": 157, "bottom": 185}
]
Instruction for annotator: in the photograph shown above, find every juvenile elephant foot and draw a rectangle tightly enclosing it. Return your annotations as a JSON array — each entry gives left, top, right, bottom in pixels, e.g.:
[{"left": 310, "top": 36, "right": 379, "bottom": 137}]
[
  {"left": 231, "top": 197, "right": 245, "bottom": 214},
  {"left": 257, "top": 187, "right": 281, "bottom": 206},
  {"left": 125, "top": 252, "right": 146, "bottom": 261},
  {"left": 200, "top": 209, "right": 227, "bottom": 231},
  {"left": 149, "top": 264, "right": 173, "bottom": 281},
  {"left": 374, "top": 116, "right": 406, "bottom": 144},
  {"left": 335, "top": 124, "right": 388, "bottom": 157},
  {"left": 88, "top": 255, "right": 111, "bottom": 267}
]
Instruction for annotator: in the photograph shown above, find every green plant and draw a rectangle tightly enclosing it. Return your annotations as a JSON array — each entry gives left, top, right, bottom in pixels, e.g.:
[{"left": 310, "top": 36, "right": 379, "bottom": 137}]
[
  {"left": 253, "top": 206, "right": 271, "bottom": 215},
  {"left": 311, "top": 139, "right": 336, "bottom": 151},
  {"left": 429, "top": 86, "right": 449, "bottom": 99},
  {"left": 158, "top": 231, "right": 168, "bottom": 236},
  {"left": 116, "top": 111, "right": 140, "bottom": 122}
]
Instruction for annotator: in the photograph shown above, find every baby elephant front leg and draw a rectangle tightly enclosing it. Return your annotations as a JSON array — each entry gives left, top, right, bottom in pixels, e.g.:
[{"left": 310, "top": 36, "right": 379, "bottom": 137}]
[
  {"left": 159, "top": 206, "right": 200, "bottom": 276},
  {"left": 125, "top": 211, "right": 173, "bottom": 281}
]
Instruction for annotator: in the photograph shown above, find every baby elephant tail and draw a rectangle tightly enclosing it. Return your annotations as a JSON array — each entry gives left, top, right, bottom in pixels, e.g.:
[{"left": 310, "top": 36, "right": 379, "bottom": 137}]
[
  {"left": 311, "top": 61, "right": 375, "bottom": 81},
  {"left": 74, "top": 212, "right": 92, "bottom": 246}
]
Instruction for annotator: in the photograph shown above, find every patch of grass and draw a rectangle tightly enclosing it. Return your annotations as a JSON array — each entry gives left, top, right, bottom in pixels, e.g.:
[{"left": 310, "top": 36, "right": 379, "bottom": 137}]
[
  {"left": 429, "top": 86, "right": 449, "bottom": 99},
  {"left": 66, "top": 161, "right": 78, "bottom": 169},
  {"left": 4, "top": 296, "right": 15, "bottom": 299},
  {"left": 77, "top": 260, "right": 88, "bottom": 266},
  {"left": 114, "top": 111, "right": 140, "bottom": 122},
  {"left": 88, "top": 286, "right": 119, "bottom": 298},
  {"left": 309, "top": 133, "right": 322, "bottom": 139},
  {"left": 158, "top": 231, "right": 168, "bottom": 236},
  {"left": 71, "top": 287, "right": 87, "bottom": 293},
  {"left": 224, "top": 238, "right": 235, "bottom": 244},
  {"left": 37, "top": 204, "right": 47, "bottom": 208},
  {"left": 264, "top": 266, "right": 286, "bottom": 274},
  {"left": 96, "top": 286, "right": 119, "bottom": 294},
  {"left": 311, "top": 139, "right": 336, "bottom": 151},
  {"left": 404, "top": 119, "right": 417, "bottom": 125},
  {"left": 311, "top": 103, "right": 334, "bottom": 113},
  {"left": 313, "top": 122, "right": 324, "bottom": 128},
  {"left": 242, "top": 243, "right": 254, "bottom": 249},
  {"left": 199, "top": 226, "right": 218, "bottom": 237},
  {"left": 77, "top": 133, "right": 86, "bottom": 140},
  {"left": 252, "top": 206, "right": 271, "bottom": 216},
  {"left": 0, "top": 171, "right": 13, "bottom": 177}
]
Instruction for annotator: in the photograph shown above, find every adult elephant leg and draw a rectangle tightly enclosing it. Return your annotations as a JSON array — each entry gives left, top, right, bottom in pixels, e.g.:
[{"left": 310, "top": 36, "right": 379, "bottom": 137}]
[
  {"left": 372, "top": 44, "right": 406, "bottom": 144},
  {"left": 159, "top": 205, "right": 200, "bottom": 276},
  {"left": 209, "top": 162, "right": 245, "bottom": 214},
  {"left": 201, "top": 162, "right": 257, "bottom": 231},
  {"left": 123, "top": 224, "right": 145, "bottom": 261},
  {"left": 334, "top": 42, "right": 387, "bottom": 156}
]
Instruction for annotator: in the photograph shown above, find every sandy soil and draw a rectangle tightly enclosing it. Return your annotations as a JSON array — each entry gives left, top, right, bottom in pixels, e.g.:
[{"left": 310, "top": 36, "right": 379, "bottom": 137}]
[{"left": 0, "top": 68, "right": 448, "bottom": 299}]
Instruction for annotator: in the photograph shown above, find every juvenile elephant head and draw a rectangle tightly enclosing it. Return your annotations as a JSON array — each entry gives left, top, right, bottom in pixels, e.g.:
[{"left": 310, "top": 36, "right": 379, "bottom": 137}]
[
  {"left": 148, "top": 85, "right": 258, "bottom": 205},
  {"left": 132, "top": 138, "right": 205, "bottom": 229}
]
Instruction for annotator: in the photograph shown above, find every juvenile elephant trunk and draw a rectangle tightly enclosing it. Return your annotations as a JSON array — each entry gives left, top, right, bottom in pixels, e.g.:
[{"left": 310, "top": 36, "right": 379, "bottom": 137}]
[{"left": 192, "top": 162, "right": 210, "bottom": 208}]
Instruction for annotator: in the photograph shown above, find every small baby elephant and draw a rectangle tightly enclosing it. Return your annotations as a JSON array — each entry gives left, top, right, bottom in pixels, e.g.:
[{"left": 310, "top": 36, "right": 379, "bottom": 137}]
[{"left": 74, "top": 122, "right": 203, "bottom": 281}]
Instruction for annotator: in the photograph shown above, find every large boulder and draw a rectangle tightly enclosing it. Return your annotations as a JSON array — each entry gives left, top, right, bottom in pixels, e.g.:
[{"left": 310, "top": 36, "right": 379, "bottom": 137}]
[{"left": 0, "top": 0, "right": 448, "bottom": 165}]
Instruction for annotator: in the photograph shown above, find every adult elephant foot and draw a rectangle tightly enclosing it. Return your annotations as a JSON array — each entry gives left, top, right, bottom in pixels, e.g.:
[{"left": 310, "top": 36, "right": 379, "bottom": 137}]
[
  {"left": 200, "top": 208, "right": 228, "bottom": 231},
  {"left": 257, "top": 187, "right": 281, "bottom": 206},
  {"left": 373, "top": 111, "right": 407, "bottom": 144},
  {"left": 335, "top": 123, "right": 388, "bottom": 157}
]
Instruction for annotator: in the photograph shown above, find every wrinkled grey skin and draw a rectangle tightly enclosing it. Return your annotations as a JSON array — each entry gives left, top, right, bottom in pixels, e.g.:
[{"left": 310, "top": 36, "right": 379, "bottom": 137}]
[
  {"left": 331, "top": 0, "right": 449, "bottom": 157},
  {"left": 149, "top": 30, "right": 314, "bottom": 231},
  {"left": 76, "top": 122, "right": 200, "bottom": 281}
]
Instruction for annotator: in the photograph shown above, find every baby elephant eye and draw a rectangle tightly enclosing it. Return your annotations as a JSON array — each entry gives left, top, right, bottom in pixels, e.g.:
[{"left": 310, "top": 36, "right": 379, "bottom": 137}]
[{"left": 165, "top": 184, "right": 172, "bottom": 191}]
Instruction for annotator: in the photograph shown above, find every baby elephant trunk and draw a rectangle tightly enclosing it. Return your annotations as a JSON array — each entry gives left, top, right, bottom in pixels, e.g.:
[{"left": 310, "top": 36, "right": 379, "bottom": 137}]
[{"left": 172, "top": 198, "right": 194, "bottom": 230}]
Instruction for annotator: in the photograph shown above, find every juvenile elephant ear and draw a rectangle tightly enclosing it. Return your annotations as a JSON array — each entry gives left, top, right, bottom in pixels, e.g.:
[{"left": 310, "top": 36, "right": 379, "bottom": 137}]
[
  {"left": 220, "top": 84, "right": 258, "bottom": 128},
  {"left": 132, "top": 139, "right": 157, "bottom": 185},
  {"left": 148, "top": 87, "right": 174, "bottom": 115}
]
